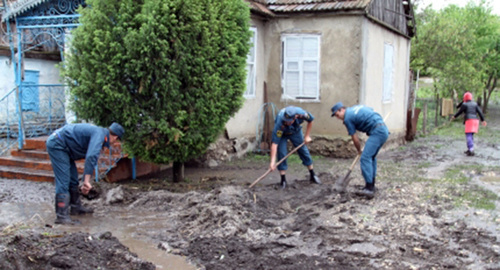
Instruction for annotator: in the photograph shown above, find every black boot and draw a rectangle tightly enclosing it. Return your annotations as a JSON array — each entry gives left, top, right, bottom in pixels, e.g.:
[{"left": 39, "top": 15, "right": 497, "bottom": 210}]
[
  {"left": 356, "top": 182, "right": 375, "bottom": 199},
  {"left": 55, "top": 194, "right": 81, "bottom": 225},
  {"left": 69, "top": 186, "right": 94, "bottom": 215},
  {"left": 280, "top": 175, "right": 287, "bottom": 189},
  {"left": 309, "top": 170, "right": 321, "bottom": 185}
]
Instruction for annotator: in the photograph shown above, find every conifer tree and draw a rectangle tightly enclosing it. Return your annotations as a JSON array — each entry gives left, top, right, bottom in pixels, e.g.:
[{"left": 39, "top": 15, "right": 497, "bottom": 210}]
[{"left": 62, "top": 0, "right": 251, "bottom": 181}]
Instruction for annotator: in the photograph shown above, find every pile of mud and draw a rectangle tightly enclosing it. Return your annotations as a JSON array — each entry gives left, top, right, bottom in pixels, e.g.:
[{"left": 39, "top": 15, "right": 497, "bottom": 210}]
[
  {"left": 116, "top": 173, "right": 500, "bottom": 269},
  {"left": 0, "top": 228, "right": 154, "bottom": 270}
]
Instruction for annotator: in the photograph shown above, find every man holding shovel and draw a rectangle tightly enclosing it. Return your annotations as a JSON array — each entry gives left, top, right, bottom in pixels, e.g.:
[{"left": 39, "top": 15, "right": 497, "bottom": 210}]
[
  {"left": 331, "top": 102, "right": 389, "bottom": 198},
  {"left": 269, "top": 106, "right": 321, "bottom": 189}
]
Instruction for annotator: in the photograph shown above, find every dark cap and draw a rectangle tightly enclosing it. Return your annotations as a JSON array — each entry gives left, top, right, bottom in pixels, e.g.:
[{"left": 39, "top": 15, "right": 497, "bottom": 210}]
[
  {"left": 284, "top": 106, "right": 297, "bottom": 122},
  {"left": 109, "top": 122, "right": 125, "bottom": 140},
  {"left": 331, "top": 102, "right": 343, "bottom": 117}
]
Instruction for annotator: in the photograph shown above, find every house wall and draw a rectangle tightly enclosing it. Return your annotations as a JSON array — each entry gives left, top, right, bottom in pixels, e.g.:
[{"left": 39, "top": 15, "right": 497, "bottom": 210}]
[
  {"left": 0, "top": 55, "right": 64, "bottom": 122},
  {"left": 263, "top": 15, "right": 364, "bottom": 136},
  {"left": 248, "top": 14, "right": 410, "bottom": 141},
  {"left": 0, "top": 54, "right": 17, "bottom": 122},
  {"left": 360, "top": 19, "right": 410, "bottom": 136},
  {"left": 226, "top": 18, "right": 267, "bottom": 138}
]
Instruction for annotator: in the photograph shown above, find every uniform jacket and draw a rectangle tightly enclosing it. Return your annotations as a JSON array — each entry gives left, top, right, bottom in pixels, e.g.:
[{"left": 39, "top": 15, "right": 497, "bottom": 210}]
[
  {"left": 55, "top": 124, "right": 110, "bottom": 175},
  {"left": 343, "top": 105, "right": 384, "bottom": 136},
  {"left": 272, "top": 107, "right": 314, "bottom": 144}
]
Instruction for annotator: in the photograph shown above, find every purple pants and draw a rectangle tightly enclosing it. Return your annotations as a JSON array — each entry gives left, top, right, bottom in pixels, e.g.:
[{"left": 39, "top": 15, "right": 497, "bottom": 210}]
[{"left": 466, "top": 133, "right": 474, "bottom": 151}]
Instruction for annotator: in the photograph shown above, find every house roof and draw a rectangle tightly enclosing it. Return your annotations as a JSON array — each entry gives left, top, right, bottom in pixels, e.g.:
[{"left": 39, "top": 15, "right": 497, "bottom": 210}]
[
  {"left": 246, "top": 0, "right": 371, "bottom": 16},
  {"left": 3, "top": 0, "right": 375, "bottom": 20},
  {"left": 266, "top": 0, "right": 371, "bottom": 13},
  {"left": 247, "top": 0, "right": 275, "bottom": 17},
  {"left": 1, "top": 0, "right": 49, "bottom": 22}
]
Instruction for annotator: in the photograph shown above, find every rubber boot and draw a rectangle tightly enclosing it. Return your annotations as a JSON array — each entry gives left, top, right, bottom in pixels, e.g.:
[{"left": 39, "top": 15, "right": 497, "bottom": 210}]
[
  {"left": 310, "top": 175, "right": 321, "bottom": 184},
  {"left": 280, "top": 175, "right": 287, "bottom": 189},
  {"left": 356, "top": 182, "right": 375, "bottom": 199},
  {"left": 69, "top": 186, "right": 94, "bottom": 215},
  {"left": 309, "top": 170, "right": 322, "bottom": 185},
  {"left": 55, "top": 194, "right": 81, "bottom": 225}
]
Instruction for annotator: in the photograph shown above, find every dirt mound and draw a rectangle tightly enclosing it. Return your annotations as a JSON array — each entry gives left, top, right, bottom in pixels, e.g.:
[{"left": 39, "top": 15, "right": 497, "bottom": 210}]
[
  {"left": 0, "top": 227, "right": 155, "bottom": 270},
  {"left": 118, "top": 172, "right": 500, "bottom": 269}
]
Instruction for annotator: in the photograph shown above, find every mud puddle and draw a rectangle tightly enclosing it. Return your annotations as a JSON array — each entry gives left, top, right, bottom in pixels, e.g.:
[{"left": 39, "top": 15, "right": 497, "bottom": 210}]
[{"left": 0, "top": 202, "right": 196, "bottom": 270}]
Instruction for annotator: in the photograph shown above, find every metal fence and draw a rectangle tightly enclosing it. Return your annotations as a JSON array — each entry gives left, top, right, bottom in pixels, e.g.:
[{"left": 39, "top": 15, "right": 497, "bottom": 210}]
[
  {"left": 415, "top": 98, "right": 452, "bottom": 136},
  {"left": 0, "top": 84, "right": 66, "bottom": 155}
]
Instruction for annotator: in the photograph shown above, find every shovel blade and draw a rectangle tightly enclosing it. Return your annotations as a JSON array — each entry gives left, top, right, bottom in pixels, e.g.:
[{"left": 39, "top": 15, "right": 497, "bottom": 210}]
[{"left": 334, "top": 171, "right": 352, "bottom": 192}]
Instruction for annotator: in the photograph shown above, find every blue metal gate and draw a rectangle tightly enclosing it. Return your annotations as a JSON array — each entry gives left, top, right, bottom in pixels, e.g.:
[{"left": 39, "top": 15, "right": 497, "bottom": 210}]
[
  {"left": 2, "top": 0, "right": 84, "bottom": 149},
  {"left": 21, "top": 70, "right": 40, "bottom": 112}
]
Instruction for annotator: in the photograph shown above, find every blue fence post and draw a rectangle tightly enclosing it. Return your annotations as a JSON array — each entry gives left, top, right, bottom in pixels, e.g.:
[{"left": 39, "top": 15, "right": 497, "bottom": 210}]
[
  {"left": 132, "top": 157, "right": 136, "bottom": 180},
  {"left": 15, "top": 25, "right": 24, "bottom": 149}
]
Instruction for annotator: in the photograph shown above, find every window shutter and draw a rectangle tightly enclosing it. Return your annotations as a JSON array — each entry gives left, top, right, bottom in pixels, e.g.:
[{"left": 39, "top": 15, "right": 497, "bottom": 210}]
[
  {"left": 282, "top": 34, "right": 320, "bottom": 100},
  {"left": 383, "top": 43, "right": 394, "bottom": 102},
  {"left": 245, "top": 27, "right": 257, "bottom": 97}
]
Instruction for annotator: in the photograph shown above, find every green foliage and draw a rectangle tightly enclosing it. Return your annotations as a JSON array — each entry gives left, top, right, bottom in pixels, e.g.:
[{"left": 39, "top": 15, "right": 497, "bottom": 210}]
[
  {"left": 62, "top": 0, "right": 251, "bottom": 164},
  {"left": 411, "top": 2, "right": 500, "bottom": 101}
]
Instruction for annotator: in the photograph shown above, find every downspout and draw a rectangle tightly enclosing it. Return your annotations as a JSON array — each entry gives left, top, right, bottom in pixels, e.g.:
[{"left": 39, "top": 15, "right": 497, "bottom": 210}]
[
  {"left": 5, "top": 9, "right": 25, "bottom": 148},
  {"left": 15, "top": 18, "right": 25, "bottom": 149}
]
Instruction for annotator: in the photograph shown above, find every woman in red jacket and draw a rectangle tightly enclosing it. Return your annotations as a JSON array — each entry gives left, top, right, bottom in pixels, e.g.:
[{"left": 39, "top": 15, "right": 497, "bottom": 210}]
[{"left": 452, "top": 92, "right": 487, "bottom": 156}]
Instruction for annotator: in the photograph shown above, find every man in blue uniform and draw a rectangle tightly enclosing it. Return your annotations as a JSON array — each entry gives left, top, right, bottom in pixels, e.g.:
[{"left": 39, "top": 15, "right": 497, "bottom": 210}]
[
  {"left": 331, "top": 102, "right": 388, "bottom": 198},
  {"left": 46, "top": 122, "right": 125, "bottom": 224},
  {"left": 269, "top": 106, "right": 321, "bottom": 189}
]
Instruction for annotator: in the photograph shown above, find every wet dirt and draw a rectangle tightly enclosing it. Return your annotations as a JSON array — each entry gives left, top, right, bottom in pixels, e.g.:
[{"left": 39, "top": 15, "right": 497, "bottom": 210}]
[{"left": 1, "top": 106, "right": 500, "bottom": 269}]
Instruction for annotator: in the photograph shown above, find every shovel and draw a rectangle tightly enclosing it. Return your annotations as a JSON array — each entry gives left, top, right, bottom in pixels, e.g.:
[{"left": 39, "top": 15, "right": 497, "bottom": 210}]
[
  {"left": 249, "top": 142, "right": 306, "bottom": 188},
  {"left": 334, "top": 154, "right": 360, "bottom": 192},
  {"left": 333, "top": 112, "right": 391, "bottom": 192}
]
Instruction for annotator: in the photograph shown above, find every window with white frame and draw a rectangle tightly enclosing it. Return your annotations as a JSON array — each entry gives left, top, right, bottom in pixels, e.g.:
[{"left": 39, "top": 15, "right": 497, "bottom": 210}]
[
  {"left": 382, "top": 43, "right": 394, "bottom": 103},
  {"left": 244, "top": 27, "right": 257, "bottom": 98},
  {"left": 282, "top": 34, "right": 320, "bottom": 100}
]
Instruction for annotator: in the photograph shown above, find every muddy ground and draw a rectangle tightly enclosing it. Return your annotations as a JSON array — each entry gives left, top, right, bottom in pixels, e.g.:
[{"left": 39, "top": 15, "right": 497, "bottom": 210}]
[{"left": 1, "top": 106, "right": 500, "bottom": 270}]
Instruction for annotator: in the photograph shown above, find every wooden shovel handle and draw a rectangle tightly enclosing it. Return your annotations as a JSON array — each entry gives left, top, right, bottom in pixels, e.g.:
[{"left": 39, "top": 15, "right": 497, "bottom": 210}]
[
  {"left": 249, "top": 142, "right": 306, "bottom": 188},
  {"left": 349, "top": 154, "right": 361, "bottom": 170}
]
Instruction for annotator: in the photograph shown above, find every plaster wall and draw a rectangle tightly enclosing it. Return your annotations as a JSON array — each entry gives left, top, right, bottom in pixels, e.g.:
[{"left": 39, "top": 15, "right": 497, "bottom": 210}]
[
  {"left": 360, "top": 19, "right": 411, "bottom": 135},
  {"left": 263, "top": 15, "right": 365, "bottom": 136},
  {"left": 0, "top": 55, "right": 63, "bottom": 122},
  {"left": 226, "top": 18, "right": 268, "bottom": 138}
]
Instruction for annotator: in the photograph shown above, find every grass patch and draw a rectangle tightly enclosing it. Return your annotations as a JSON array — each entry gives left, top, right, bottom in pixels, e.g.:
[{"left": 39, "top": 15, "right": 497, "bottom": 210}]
[
  {"left": 456, "top": 186, "right": 498, "bottom": 210},
  {"left": 421, "top": 164, "right": 498, "bottom": 210},
  {"left": 443, "top": 166, "right": 469, "bottom": 184},
  {"left": 430, "top": 121, "right": 463, "bottom": 139},
  {"left": 417, "top": 161, "right": 433, "bottom": 169},
  {"left": 242, "top": 153, "right": 269, "bottom": 162}
]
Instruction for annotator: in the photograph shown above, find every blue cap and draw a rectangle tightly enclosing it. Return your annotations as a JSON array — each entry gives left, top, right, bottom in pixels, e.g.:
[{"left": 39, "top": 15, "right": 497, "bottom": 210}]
[
  {"left": 109, "top": 122, "right": 125, "bottom": 140},
  {"left": 284, "top": 106, "right": 297, "bottom": 122},
  {"left": 331, "top": 102, "right": 343, "bottom": 117}
]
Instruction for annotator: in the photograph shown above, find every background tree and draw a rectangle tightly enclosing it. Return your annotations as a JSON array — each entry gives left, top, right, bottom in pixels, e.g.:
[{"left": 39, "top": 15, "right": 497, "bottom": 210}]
[
  {"left": 62, "top": 0, "right": 251, "bottom": 181},
  {"left": 411, "top": 1, "right": 500, "bottom": 113}
]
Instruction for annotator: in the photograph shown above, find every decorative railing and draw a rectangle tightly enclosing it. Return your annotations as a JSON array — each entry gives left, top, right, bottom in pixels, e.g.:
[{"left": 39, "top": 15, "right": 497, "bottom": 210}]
[
  {"left": 0, "top": 87, "right": 18, "bottom": 156},
  {"left": 0, "top": 84, "right": 66, "bottom": 155}
]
